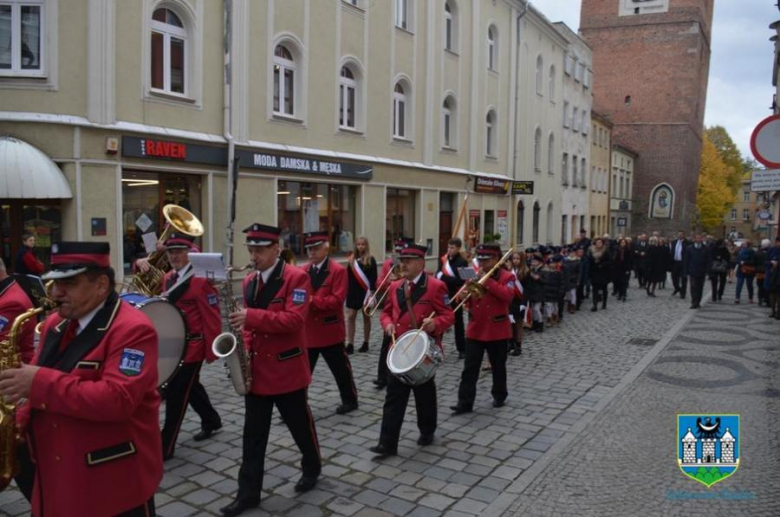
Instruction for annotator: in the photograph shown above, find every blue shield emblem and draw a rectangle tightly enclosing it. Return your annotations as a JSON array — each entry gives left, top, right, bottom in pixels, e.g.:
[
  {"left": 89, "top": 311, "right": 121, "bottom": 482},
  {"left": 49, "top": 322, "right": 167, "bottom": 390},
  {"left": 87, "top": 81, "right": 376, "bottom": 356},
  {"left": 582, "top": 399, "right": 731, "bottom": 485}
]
[
  {"left": 119, "top": 348, "right": 145, "bottom": 377},
  {"left": 677, "top": 414, "right": 740, "bottom": 488}
]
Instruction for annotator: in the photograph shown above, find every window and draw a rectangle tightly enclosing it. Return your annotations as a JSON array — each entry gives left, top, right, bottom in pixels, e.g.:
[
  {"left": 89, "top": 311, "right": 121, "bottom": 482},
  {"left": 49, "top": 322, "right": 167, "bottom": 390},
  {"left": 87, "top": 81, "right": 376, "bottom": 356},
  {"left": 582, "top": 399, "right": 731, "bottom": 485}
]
[
  {"left": 572, "top": 107, "right": 579, "bottom": 132},
  {"left": 572, "top": 156, "right": 578, "bottom": 187},
  {"left": 582, "top": 111, "right": 589, "bottom": 134},
  {"left": 730, "top": 209, "right": 737, "bottom": 221},
  {"left": 575, "top": 62, "right": 585, "bottom": 83},
  {"left": 516, "top": 201, "right": 525, "bottom": 245},
  {"left": 339, "top": 66, "right": 358, "bottom": 130},
  {"left": 533, "top": 127, "right": 542, "bottom": 172},
  {"left": 581, "top": 158, "right": 587, "bottom": 188},
  {"left": 485, "top": 110, "right": 496, "bottom": 157},
  {"left": 743, "top": 191, "right": 750, "bottom": 202},
  {"left": 562, "top": 154, "right": 569, "bottom": 185},
  {"left": 278, "top": 181, "right": 357, "bottom": 259},
  {"left": 563, "top": 101, "right": 570, "bottom": 128},
  {"left": 594, "top": 167, "right": 599, "bottom": 193},
  {"left": 548, "top": 65, "right": 556, "bottom": 101},
  {"left": 535, "top": 55, "right": 543, "bottom": 95},
  {"left": 487, "top": 26, "right": 496, "bottom": 71},
  {"left": 393, "top": 82, "right": 408, "bottom": 139},
  {"left": 612, "top": 172, "right": 617, "bottom": 195},
  {"left": 444, "top": 2, "right": 457, "bottom": 52},
  {"left": 561, "top": 215, "right": 568, "bottom": 245},
  {"left": 395, "top": 0, "right": 409, "bottom": 30},
  {"left": 151, "top": 8, "right": 186, "bottom": 94},
  {"left": 619, "top": 174, "right": 624, "bottom": 199},
  {"left": 273, "top": 44, "right": 296, "bottom": 116},
  {"left": 565, "top": 53, "right": 574, "bottom": 76},
  {"left": 583, "top": 68, "right": 591, "bottom": 88},
  {"left": 442, "top": 96, "right": 456, "bottom": 148},
  {"left": 547, "top": 133, "right": 555, "bottom": 174},
  {"left": 743, "top": 208, "right": 750, "bottom": 221},
  {"left": 546, "top": 203, "right": 554, "bottom": 244},
  {"left": 386, "top": 188, "right": 417, "bottom": 252},
  {"left": 626, "top": 175, "right": 631, "bottom": 197},
  {"left": 533, "top": 202, "right": 540, "bottom": 243},
  {"left": 0, "top": 0, "right": 43, "bottom": 75}
]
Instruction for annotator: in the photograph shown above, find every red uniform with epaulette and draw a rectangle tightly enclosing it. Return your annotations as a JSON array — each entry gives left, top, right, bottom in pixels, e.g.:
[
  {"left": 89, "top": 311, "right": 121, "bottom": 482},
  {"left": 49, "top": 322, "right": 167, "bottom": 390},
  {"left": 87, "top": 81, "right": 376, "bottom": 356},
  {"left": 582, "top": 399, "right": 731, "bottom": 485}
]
[
  {"left": 15, "top": 241, "right": 162, "bottom": 517},
  {"left": 453, "top": 245, "right": 515, "bottom": 413},
  {"left": 303, "top": 252, "right": 358, "bottom": 413},
  {"left": 228, "top": 224, "right": 321, "bottom": 509},
  {"left": 160, "top": 255, "right": 223, "bottom": 460},
  {"left": 0, "top": 277, "right": 35, "bottom": 363},
  {"left": 371, "top": 244, "right": 454, "bottom": 454}
]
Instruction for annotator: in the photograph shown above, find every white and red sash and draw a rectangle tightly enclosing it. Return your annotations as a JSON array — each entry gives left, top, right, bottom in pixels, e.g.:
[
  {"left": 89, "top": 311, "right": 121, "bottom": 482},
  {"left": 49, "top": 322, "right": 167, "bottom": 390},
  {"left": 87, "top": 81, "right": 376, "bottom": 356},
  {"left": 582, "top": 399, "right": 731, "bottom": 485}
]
[
  {"left": 436, "top": 255, "right": 456, "bottom": 280},
  {"left": 349, "top": 258, "right": 373, "bottom": 306}
]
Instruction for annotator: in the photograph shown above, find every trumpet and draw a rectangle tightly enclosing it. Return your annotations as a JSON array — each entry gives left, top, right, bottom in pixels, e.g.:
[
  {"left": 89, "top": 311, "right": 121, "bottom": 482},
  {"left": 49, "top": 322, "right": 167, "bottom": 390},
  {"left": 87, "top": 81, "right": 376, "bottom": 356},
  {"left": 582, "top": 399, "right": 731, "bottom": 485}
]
[
  {"left": 363, "top": 260, "right": 401, "bottom": 317},
  {"left": 452, "top": 248, "right": 514, "bottom": 313}
]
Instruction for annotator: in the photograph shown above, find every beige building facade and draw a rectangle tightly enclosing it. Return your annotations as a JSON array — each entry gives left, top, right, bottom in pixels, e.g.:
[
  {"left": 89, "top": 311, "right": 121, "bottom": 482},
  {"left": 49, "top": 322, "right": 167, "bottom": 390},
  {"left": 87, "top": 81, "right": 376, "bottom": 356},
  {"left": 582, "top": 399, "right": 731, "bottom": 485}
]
[
  {"left": 721, "top": 179, "right": 773, "bottom": 243},
  {"left": 1, "top": 0, "right": 543, "bottom": 278},
  {"left": 589, "top": 111, "right": 612, "bottom": 237},
  {"left": 610, "top": 144, "right": 637, "bottom": 238}
]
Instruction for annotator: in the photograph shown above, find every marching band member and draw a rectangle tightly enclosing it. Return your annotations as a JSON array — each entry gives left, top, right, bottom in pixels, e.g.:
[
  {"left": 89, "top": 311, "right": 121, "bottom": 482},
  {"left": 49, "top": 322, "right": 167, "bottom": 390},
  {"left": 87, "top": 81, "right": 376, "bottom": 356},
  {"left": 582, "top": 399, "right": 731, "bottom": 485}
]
[
  {"left": 369, "top": 243, "right": 454, "bottom": 458},
  {"left": 0, "top": 258, "right": 35, "bottom": 363},
  {"left": 221, "top": 224, "right": 321, "bottom": 517},
  {"left": 436, "top": 237, "right": 468, "bottom": 359},
  {"left": 160, "top": 232, "right": 223, "bottom": 460},
  {"left": 0, "top": 242, "right": 162, "bottom": 516},
  {"left": 451, "top": 243, "right": 515, "bottom": 414},
  {"left": 345, "top": 236, "right": 377, "bottom": 354},
  {"left": 373, "top": 237, "right": 412, "bottom": 389},
  {"left": 302, "top": 231, "right": 359, "bottom": 415}
]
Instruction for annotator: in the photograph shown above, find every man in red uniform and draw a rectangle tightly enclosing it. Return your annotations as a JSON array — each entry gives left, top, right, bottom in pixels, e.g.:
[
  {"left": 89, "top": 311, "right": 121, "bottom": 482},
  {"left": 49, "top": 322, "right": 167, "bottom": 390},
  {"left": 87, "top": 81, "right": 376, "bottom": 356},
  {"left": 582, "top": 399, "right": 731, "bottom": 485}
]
[
  {"left": 369, "top": 243, "right": 454, "bottom": 458},
  {"left": 0, "top": 242, "right": 162, "bottom": 517},
  {"left": 451, "top": 243, "right": 514, "bottom": 414},
  {"left": 373, "top": 237, "right": 412, "bottom": 388},
  {"left": 221, "top": 224, "right": 321, "bottom": 517},
  {"left": 302, "top": 231, "right": 358, "bottom": 415},
  {"left": 160, "top": 232, "right": 223, "bottom": 460},
  {"left": 0, "top": 258, "right": 35, "bottom": 363}
]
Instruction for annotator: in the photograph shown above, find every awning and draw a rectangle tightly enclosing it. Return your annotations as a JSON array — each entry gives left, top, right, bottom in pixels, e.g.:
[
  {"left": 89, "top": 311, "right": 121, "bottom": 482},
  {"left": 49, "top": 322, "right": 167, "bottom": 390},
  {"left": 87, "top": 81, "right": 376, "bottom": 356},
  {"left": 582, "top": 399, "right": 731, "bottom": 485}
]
[{"left": 0, "top": 136, "right": 73, "bottom": 199}]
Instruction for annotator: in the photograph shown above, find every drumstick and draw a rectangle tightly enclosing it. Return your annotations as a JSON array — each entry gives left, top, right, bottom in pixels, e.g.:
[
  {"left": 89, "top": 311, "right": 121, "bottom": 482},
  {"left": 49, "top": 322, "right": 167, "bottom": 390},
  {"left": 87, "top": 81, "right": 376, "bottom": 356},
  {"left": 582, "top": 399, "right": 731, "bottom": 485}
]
[{"left": 402, "top": 311, "right": 436, "bottom": 353}]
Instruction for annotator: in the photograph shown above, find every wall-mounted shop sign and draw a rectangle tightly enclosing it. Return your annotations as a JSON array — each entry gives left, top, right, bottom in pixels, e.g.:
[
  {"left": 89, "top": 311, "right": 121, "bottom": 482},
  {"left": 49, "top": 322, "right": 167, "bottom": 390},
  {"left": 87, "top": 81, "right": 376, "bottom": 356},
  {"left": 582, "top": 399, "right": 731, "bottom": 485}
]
[
  {"left": 236, "top": 150, "right": 373, "bottom": 180},
  {"left": 511, "top": 181, "right": 535, "bottom": 195},
  {"left": 122, "top": 136, "right": 227, "bottom": 166},
  {"left": 474, "top": 176, "right": 511, "bottom": 195}
]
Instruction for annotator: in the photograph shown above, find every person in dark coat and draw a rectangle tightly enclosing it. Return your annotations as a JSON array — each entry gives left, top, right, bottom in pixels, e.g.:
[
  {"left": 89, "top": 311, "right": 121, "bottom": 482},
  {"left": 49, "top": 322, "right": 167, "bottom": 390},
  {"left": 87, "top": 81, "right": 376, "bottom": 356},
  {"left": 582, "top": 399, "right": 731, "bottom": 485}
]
[
  {"left": 669, "top": 231, "right": 690, "bottom": 299},
  {"left": 541, "top": 258, "right": 564, "bottom": 326},
  {"left": 612, "top": 238, "right": 633, "bottom": 302},
  {"left": 683, "top": 234, "right": 711, "bottom": 309},
  {"left": 633, "top": 234, "right": 650, "bottom": 288},
  {"left": 708, "top": 239, "right": 730, "bottom": 302},
  {"left": 768, "top": 237, "right": 780, "bottom": 319},
  {"left": 587, "top": 238, "right": 612, "bottom": 312},
  {"left": 735, "top": 241, "right": 757, "bottom": 304},
  {"left": 645, "top": 237, "right": 667, "bottom": 297},
  {"left": 562, "top": 249, "right": 582, "bottom": 313},
  {"left": 524, "top": 253, "right": 545, "bottom": 332},
  {"left": 756, "top": 240, "right": 770, "bottom": 307}
]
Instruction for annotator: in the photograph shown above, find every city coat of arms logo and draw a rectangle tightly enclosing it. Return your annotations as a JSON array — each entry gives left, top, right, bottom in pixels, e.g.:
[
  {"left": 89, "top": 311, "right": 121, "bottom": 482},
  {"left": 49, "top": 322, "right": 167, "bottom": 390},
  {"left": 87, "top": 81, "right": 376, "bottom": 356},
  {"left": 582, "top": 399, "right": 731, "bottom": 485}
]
[{"left": 677, "top": 414, "right": 740, "bottom": 488}]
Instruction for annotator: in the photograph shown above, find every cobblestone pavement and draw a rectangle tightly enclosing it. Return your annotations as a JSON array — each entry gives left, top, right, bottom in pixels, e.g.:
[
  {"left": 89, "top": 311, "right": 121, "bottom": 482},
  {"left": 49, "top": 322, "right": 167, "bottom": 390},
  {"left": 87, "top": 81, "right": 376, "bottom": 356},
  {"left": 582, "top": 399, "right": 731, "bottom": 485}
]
[
  {"left": 509, "top": 283, "right": 780, "bottom": 517},
  {"left": 4, "top": 282, "right": 768, "bottom": 516}
]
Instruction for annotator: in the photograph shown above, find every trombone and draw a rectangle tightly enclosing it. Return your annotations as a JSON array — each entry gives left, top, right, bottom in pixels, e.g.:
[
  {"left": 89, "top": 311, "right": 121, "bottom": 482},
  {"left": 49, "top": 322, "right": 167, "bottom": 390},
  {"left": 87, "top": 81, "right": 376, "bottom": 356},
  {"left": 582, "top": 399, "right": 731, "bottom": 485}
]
[
  {"left": 452, "top": 248, "right": 514, "bottom": 313},
  {"left": 363, "top": 260, "right": 401, "bottom": 317}
]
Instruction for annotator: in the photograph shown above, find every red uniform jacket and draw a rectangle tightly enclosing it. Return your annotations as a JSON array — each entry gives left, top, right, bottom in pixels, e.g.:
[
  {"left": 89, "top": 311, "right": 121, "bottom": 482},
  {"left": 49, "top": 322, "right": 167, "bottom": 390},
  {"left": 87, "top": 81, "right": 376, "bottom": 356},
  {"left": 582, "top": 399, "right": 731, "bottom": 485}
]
[
  {"left": 16, "top": 292, "right": 162, "bottom": 517},
  {"left": 163, "top": 267, "right": 220, "bottom": 363},
  {"left": 380, "top": 273, "right": 454, "bottom": 348},
  {"left": 465, "top": 268, "right": 515, "bottom": 341},
  {"left": 303, "top": 258, "right": 347, "bottom": 348},
  {"left": 242, "top": 260, "right": 312, "bottom": 395},
  {"left": 0, "top": 277, "right": 35, "bottom": 363}
]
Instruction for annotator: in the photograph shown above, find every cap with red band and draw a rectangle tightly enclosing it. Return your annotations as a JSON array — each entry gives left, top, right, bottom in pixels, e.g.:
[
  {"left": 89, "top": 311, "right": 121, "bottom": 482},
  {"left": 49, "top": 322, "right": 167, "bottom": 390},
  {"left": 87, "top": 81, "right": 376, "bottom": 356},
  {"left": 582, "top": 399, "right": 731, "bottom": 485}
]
[
  {"left": 43, "top": 242, "right": 111, "bottom": 280},
  {"left": 398, "top": 243, "right": 427, "bottom": 259},
  {"left": 476, "top": 243, "right": 502, "bottom": 260},
  {"left": 394, "top": 237, "right": 414, "bottom": 252},
  {"left": 164, "top": 232, "right": 196, "bottom": 250},
  {"left": 303, "top": 231, "right": 329, "bottom": 248},
  {"left": 244, "top": 223, "right": 281, "bottom": 247}
]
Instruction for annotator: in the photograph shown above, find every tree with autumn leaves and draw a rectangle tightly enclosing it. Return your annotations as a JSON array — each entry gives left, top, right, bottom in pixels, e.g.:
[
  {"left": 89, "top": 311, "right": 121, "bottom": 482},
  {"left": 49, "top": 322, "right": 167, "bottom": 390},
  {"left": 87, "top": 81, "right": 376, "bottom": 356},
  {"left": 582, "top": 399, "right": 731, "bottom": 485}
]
[{"left": 696, "top": 127, "right": 745, "bottom": 233}]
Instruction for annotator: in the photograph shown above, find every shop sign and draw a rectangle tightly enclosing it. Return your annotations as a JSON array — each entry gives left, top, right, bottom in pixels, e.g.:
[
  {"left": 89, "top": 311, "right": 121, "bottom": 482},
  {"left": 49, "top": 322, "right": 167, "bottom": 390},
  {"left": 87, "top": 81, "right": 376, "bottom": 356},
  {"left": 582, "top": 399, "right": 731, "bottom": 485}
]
[
  {"left": 750, "top": 169, "right": 780, "bottom": 192},
  {"left": 122, "top": 136, "right": 227, "bottom": 166},
  {"left": 511, "top": 181, "right": 534, "bottom": 195},
  {"left": 236, "top": 149, "right": 373, "bottom": 180},
  {"left": 474, "top": 176, "right": 511, "bottom": 195}
]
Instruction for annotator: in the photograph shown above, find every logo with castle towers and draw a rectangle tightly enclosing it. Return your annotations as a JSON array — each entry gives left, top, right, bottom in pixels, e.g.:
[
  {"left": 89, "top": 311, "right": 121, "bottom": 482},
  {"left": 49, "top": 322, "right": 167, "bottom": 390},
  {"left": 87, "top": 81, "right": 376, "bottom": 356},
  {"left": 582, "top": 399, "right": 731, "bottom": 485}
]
[{"left": 677, "top": 414, "right": 740, "bottom": 488}]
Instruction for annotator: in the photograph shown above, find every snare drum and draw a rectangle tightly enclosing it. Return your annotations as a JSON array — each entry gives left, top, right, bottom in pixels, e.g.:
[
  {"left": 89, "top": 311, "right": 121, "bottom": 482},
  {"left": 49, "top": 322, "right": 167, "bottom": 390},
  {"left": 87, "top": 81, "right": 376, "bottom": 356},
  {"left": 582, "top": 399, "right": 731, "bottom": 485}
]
[
  {"left": 120, "top": 293, "right": 187, "bottom": 389},
  {"left": 386, "top": 330, "right": 442, "bottom": 386}
]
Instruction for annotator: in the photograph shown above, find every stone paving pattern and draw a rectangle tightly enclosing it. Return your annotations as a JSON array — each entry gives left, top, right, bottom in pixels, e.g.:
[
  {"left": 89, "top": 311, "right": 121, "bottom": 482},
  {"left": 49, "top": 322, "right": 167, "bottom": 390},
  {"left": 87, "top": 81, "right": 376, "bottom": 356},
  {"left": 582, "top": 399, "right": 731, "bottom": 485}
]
[{"left": 2, "top": 283, "right": 777, "bottom": 516}]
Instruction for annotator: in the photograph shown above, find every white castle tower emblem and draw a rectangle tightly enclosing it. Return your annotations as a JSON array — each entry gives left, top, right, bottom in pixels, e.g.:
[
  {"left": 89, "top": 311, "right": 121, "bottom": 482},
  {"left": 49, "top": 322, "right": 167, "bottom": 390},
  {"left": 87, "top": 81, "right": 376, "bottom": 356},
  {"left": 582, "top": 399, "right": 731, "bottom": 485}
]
[{"left": 679, "top": 417, "right": 738, "bottom": 467}]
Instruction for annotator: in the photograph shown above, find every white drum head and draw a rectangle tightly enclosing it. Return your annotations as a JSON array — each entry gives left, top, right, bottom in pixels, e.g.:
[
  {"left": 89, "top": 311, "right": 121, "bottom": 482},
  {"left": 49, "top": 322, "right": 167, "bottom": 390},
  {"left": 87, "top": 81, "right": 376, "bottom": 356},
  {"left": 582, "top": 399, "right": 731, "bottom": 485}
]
[{"left": 388, "top": 332, "right": 429, "bottom": 374}]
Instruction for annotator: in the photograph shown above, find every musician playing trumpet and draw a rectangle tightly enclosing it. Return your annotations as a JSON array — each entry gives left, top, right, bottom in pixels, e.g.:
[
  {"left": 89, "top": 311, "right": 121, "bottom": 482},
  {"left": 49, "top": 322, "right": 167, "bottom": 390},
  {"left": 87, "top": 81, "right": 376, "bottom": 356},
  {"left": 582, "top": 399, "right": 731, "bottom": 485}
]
[
  {"left": 369, "top": 243, "right": 453, "bottom": 458},
  {"left": 451, "top": 243, "right": 516, "bottom": 415}
]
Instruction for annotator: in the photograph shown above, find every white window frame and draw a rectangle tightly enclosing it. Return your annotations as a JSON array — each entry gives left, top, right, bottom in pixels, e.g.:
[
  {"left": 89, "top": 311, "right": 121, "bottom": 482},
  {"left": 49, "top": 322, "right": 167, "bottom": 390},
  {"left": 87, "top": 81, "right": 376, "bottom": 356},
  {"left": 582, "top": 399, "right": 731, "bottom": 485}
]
[
  {"left": 339, "top": 66, "right": 358, "bottom": 130},
  {"left": 743, "top": 191, "right": 750, "bottom": 202},
  {"left": 485, "top": 110, "right": 496, "bottom": 157},
  {"left": 0, "top": 0, "right": 45, "bottom": 77},
  {"left": 273, "top": 44, "right": 297, "bottom": 117},
  {"left": 442, "top": 96, "right": 457, "bottom": 149},
  {"left": 395, "top": 0, "right": 409, "bottom": 30},
  {"left": 548, "top": 65, "right": 556, "bottom": 101},
  {"left": 444, "top": 1, "right": 456, "bottom": 53},
  {"left": 743, "top": 208, "right": 750, "bottom": 221},
  {"left": 572, "top": 155, "right": 578, "bottom": 187},
  {"left": 535, "top": 55, "right": 543, "bottom": 95},
  {"left": 582, "top": 110, "right": 589, "bottom": 134},
  {"left": 150, "top": 8, "right": 188, "bottom": 96},
  {"left": 563, "top": 101, "right": 570, "bottom": 128},
  {"left": 572, "top": 107, "right": 579, "bottom": 132},
  {"left": 487, "top": 25, "right": 496, "bottom": 71},
  {"left": 393, "top": 82, "right": 408, "bottom": 139},
  {"left": 730, "top": 209, "right": 737, "bottom": 221},
  {"left": 533, "top": 127, "right": 542, "bottom": 172},
  {"left": 565, "top": 53, "right": 574, "bottom": 76},
  {"left": 584, "top": 68, "right": 592, "bottom": 88},
  {"left": 547, "top": 133, "right": 555, "bottom": 174},
  {"left": 562, "top": 153, "right": 569, "bottom": 185}
]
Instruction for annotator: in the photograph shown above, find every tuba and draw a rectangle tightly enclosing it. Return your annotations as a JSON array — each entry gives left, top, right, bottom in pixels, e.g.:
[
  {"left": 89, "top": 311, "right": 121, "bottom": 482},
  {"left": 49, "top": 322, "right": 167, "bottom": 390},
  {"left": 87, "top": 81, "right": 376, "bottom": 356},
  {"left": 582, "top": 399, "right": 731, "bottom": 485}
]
[
  {"left": 212, "top": 265, "right": 253, "bottom": 396},
  {"left": 130, "top": 204, "right": 204, "bottom": 296}
]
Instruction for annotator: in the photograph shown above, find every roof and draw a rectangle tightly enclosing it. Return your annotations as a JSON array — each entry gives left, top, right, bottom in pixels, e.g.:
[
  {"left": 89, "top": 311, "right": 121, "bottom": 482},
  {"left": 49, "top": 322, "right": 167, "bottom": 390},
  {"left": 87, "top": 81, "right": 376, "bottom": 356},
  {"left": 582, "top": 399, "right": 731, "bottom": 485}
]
[{"left": 0, "top": 136, "right": 73, "bottom": 199}]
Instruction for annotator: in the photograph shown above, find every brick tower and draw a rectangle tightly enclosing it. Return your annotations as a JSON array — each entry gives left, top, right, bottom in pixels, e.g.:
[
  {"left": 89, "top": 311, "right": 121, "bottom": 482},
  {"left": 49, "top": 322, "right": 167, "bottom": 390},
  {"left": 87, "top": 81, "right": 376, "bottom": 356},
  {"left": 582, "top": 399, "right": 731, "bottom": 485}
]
[{"left": 580, "top": 0, "right": 714, "bottom": 234}]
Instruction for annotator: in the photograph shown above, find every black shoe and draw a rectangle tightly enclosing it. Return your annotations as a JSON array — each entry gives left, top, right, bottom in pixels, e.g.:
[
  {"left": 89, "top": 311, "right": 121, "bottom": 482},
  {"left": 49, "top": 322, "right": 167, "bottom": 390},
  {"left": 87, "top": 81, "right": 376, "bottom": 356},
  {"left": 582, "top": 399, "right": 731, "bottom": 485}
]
[
  {"left": 369, "top": 444, "right": 397, "bottom": 458},
  {"left": 358, "top": 342, "right": 369, "bottom": 353},
  {"left": 672, "top": 289, "right": 679, "bottom": 295},
  {"left": 194, "top": 425, "right": 222, "bottom": 442},
  {"left": 417, "top": 434, "right": 434, "bottom": 446},
  {"left": 690, "top": 304, "right": 700, "bottom": 309},
  {"left": 511, "top": 344, "right": 522, "bottom": 356},
  {"left": 680, "top": 295, "right": 686, "bottom": 300},
  {"left": 373, "top": 380, "right": 387, "bottom": 389},
  {"left": 591, "top": 306, "right": 598, "bottom": 312},
  {"left": 493, "top": 399, "right": 505, "bottom": 408},
  {"left": 336, "top": 402, "right": 358, "bottom": 415},
  {"left": 345, "top": 344, "right": 354, "bottom": 355},
  {"left": 220, "top": 497, "right": 260, "bottom": 517},
  {"left": 294, "top": 475, "right": 318, "bottom": 493},
  {"left": 458, "top": 351, "right": 465, "bottom": 360},
  {"left": 450, "top": 404, "right": 473, "bottom": 415}
]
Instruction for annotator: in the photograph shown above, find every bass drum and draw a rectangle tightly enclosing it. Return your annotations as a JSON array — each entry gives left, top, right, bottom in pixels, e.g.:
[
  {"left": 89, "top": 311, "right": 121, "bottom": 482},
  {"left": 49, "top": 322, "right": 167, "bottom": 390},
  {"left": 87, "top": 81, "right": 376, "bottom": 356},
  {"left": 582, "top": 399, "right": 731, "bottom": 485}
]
[
  {"left": 120, "top": 293, "right": 187, "bottom": 389},
  {"left": 386, "top": 330, "right": 442, "bottom": 386}
]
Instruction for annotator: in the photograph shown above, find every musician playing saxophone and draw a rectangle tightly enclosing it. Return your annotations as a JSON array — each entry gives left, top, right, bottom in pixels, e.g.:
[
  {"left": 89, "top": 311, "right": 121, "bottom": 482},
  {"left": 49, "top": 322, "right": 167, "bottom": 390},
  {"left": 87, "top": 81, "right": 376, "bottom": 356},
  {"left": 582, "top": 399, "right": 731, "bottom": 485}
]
[
  {"left": 160, "top": 232, "right": 222, "bottom": 461},
  {"left": 220, "top": 224, "right": 321, "bottom": 517},
  {"left": 369, "top": 243, "right": 453, "bottom": 459}
]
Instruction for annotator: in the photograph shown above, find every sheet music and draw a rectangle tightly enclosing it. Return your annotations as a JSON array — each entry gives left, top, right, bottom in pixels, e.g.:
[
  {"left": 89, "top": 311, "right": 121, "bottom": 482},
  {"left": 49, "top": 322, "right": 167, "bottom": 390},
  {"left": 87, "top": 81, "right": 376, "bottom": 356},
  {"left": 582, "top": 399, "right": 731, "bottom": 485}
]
[
  {"left": 189, "top": 253, "right": 227, "bottom": 280},
  {"left": 142, "top": 232, "right": 158, "bottom": 253},
  {"left": 458, "top": 267, "right": 478, "bottom": 280}
]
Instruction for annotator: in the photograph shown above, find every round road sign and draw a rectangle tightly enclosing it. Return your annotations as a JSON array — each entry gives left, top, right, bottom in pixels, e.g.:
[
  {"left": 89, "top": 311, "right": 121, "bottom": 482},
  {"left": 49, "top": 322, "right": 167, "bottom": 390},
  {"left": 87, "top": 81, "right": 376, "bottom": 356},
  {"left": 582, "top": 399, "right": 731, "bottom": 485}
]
[{"left": 750, "top": 115, "right": 780, "bottom": 168}]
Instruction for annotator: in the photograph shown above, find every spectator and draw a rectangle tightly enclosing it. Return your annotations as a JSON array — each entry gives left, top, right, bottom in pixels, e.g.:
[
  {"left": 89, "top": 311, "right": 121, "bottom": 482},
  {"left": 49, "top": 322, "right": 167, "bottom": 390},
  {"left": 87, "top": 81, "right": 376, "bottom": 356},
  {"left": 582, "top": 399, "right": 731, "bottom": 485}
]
[
  {"left": 613, "top": 238, "right": 633, "bottom": 302},
  {"left": 735, "top": 240, "right": 757, "bottom": 304},
  {"left": 756, "top": 239, "right": 770, "bottom": 307},
  {"left": 588, "top": 238, "right": 612, "bottom": 312},
  {"left": 683, "top": 234, "right": 711, "bottom": 309},
  {"left": 708, "top": 239, "right": 730, "bottom": 302},
  {"left": 13, "top": 233, "right": 44, "bottom": 276}
]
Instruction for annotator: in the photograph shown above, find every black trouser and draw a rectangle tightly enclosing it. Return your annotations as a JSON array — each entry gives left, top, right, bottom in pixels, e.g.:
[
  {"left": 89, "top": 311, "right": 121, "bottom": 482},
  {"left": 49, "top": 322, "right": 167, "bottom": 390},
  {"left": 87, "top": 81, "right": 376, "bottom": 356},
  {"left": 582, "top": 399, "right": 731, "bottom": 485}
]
[
  {"left": 453, "top": 306, "right": 465, "bottom": 353},
  {"left": 377, "top": 333, "right": 391, "bottom": 384},
  {"left": 13, "top": 443, "right": 34, "bottom": 502},
  {"left": 576, "top": 284, "right": 585, "bottom": 309},
  {"left": 757, "top": 277, "right": 767, "bottom": 304},
  {"left": 557, "top": 297, "right": 565, "bottom": 321},
  {"left": 161, "top": 361, "right": 222, "bottom": 458},
  {"left": 379, "top": 375, "right": 437, "bottom": 449},
  {"left": 672, "top": 261, "right": 687, "bottom": 296},
  {"left": 617, "top": 272, "right": 629, "bottom": 299},
  {"left": 237, "top": 389, "right": 321, "bottom": 499},
  {"left": 457, "top": 339, "right": 508, "bottom": 408},
  {"left": 118, "top": 497, "right": 156, "bottom": 517},
  {"left": 308, "top": 343, "right": 358, "bottom": 406},
  {"left": 709, "top": 273, "right": 727, "bottom": 300},
  {"left": 592, "top": 284, "right": 608, "bottom": 308},
  {"left": 689, "top": 275, "right": 705, "bottom": 307}
]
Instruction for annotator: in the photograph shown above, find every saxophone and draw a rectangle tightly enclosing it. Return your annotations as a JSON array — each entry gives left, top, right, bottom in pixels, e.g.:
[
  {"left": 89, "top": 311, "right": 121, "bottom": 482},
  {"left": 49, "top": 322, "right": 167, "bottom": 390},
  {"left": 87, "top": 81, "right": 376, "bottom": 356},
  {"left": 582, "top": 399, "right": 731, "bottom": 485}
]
[
  {"left": 1, "top": 306, "right": 44, "bottom": 491},
  {"left": 211, "top": 266, "right": 253, "bottom": 396}
]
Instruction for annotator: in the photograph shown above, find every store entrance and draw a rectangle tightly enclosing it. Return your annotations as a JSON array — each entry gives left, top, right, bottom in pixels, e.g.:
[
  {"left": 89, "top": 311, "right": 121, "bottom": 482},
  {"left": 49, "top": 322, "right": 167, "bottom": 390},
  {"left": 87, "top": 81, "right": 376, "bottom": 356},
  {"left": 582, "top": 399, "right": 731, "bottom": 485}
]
[{"left": 0, "top": 200, "right": 62, "bottom": 272}]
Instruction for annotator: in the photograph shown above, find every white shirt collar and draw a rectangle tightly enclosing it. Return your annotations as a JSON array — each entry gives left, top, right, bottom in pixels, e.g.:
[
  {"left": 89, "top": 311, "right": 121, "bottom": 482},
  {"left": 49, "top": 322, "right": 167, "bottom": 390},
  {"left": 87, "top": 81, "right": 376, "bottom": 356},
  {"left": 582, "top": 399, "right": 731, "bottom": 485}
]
[
  {"left": 77, "top": 300, "right": 106, "bottom": 335},
  {"left": 409, "top": 272, "right": 424, "bottom": 285},
  {"left": 176, "top": 263, "right": 193, "bottom": 277},
  {"left": 259, "top": 259, "right": 280, "bottom": 283},
  {"left": 315, "top": 257, "right": 328, "bottom": 270}
]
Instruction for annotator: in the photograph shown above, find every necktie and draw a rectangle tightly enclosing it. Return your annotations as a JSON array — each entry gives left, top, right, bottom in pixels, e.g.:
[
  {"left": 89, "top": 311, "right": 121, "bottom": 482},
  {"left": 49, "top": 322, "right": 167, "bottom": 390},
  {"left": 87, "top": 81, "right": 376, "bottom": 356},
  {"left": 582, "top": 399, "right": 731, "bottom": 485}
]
[
  {"left": 254, "top": 272, "right": 264, "bottom": 301},
  {"left": 58, "top": 319, "right": 80, "bottom": 353}
]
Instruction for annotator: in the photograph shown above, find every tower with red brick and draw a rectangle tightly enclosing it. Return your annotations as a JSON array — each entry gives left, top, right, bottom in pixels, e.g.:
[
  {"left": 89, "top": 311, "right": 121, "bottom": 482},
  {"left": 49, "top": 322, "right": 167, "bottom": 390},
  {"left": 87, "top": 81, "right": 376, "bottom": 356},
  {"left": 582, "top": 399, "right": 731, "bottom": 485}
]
[{"left": 580, "top": 0, "right": 714, "bottom": 234}]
